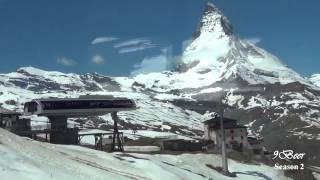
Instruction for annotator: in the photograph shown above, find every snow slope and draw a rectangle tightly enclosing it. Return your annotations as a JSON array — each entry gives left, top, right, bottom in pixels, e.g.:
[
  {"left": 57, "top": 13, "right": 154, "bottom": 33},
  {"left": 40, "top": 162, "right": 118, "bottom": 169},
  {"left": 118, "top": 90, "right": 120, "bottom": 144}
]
[
  {"left": 0, "top": 128, "right": 290, "bottom": 180},
  {"left": 2, "top": 66, "right": 85, "bottom": 88},
  {"left": 310, "top": 74, "right": 320, "bottom": 87}
]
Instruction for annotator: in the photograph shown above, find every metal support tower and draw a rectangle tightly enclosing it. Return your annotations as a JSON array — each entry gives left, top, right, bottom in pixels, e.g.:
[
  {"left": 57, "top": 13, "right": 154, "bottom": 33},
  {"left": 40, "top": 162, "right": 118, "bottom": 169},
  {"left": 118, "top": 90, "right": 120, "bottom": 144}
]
[{"left": 111, "top": 112, "right": 123, "bottom": 152}]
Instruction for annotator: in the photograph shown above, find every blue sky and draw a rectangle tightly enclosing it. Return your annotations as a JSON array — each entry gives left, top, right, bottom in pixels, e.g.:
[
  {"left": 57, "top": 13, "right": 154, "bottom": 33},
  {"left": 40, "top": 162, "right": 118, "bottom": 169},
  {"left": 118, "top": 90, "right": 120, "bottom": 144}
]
[{"left": 0, "top": 0, "right": 319, "bottom": 76}]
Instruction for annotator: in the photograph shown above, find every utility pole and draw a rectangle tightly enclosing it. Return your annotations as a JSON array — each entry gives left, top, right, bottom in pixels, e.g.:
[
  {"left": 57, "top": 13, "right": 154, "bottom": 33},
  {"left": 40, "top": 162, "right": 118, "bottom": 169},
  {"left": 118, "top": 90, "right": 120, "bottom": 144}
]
[{"left": 220, "top": 100, "right": 228, "bottom": 175}]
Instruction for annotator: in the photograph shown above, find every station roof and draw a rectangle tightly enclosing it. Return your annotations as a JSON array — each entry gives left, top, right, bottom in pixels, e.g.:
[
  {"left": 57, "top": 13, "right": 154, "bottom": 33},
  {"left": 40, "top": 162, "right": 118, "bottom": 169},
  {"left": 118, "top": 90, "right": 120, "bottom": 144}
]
[
  {"left": 202, "top": 117, "right": 237, "bottom": 124},
  {"left": 24, "top": 96, "right": 137, "bottom": 117},
  {"left": 32, "top": 96, "right": 129, "bottom": 102}
]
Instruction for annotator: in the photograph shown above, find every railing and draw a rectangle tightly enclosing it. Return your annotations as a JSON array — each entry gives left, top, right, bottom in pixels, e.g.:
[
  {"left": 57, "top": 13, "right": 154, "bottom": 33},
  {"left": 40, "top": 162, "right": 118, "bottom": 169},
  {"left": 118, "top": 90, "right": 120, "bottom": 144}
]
[{"left": 78, "top": 132, "right": 124, "bottom": 151}]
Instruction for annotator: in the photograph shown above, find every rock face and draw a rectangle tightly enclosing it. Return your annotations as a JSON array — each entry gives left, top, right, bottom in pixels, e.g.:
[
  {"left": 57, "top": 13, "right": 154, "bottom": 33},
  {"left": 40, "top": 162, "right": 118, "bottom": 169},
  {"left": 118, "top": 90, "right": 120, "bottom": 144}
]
[
  {"left": 0, "top": 2, "right": 319, "bottom": 166},
  {"left": 192, "top": 2, "right": 233, "bottom": 39}
]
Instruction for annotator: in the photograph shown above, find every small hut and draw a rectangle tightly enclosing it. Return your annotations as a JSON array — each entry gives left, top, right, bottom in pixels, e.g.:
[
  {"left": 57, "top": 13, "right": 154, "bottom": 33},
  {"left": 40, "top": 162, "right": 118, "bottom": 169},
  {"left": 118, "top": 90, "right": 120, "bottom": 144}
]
[
  {"left": 0, "top": 108, "right": 28, "bottom": 131},
  {"left": 154, "top": 135, "right": 202, "bottom": 151}
]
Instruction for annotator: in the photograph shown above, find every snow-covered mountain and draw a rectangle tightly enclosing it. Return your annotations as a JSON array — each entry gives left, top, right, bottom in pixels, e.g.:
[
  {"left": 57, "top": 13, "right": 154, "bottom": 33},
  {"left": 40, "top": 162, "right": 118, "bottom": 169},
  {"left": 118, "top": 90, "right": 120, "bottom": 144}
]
[
  {"left": 133, "top": 3, "right": 313, "bottom": 92},
  {"left": 0, "top": 2, "right": 320, "bottom": 167},
  {"left": 179, "top": 3, "right": 309, "bottom": 85},
  {"left": 310, "top": 74, "right": 320, "bottom": 87},
  {"left": 0, "top": 66, "right": 204, "bottom": 138}
]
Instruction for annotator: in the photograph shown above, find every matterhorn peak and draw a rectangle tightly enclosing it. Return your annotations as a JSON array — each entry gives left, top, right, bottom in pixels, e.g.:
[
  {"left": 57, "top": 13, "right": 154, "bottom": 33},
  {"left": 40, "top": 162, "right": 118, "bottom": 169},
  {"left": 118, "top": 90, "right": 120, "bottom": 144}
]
[
  {"left": 179, "top": 2, "right": 310, "bottom": 86},
  {"left": 193, "top": 2, "right": 233, "bottom": 39}
]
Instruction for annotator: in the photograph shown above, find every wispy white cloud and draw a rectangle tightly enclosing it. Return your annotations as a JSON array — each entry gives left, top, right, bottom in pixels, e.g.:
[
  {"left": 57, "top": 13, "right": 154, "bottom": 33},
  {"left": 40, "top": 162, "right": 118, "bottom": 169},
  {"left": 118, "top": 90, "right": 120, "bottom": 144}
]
[
  {"left": 118, "top": 44, "right": 156, "bottom": 54},
  {"left": 114, "top": 38, "right": 150, "bottom": 48},
  {"left": 129, "top": 46, "right": 181, "bottom": 76},
  {"left": 91, "top": 36, "right": 118, "bottom": 45},
  {"left": 91, "top": 54, "right": 105, "bottom": 64},
  {"left": 247, "top": 37, "right": 262, "bottom": 45},
  {"left": 114, "top": 38, "right": 156, "bottom": 54},
  {"left": 130, "top": 55, "right": 168, "bottom": 76},
  {"left": 56, "top": 57, "right": 76, "bottom": 66}
]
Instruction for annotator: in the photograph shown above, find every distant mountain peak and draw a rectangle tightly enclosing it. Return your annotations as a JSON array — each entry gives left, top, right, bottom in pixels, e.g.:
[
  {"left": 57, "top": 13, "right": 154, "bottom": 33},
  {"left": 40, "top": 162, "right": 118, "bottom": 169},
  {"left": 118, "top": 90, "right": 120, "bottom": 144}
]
[
  {"left": 178, "top": 2, "right": 311, "bottom": 86},
  {"left": 17, "top": 66, "right": 43, "bottom": 73},
  {"left": 193, "top": 2, "right": 233, "bottom": 39}
]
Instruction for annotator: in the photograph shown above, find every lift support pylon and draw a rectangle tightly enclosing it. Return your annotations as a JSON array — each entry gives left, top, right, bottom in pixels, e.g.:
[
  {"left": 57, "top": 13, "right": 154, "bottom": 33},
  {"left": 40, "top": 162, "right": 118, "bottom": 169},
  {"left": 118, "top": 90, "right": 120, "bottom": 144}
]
[{"left": 111, "top": 112, "right": 123, "bottom": 152}]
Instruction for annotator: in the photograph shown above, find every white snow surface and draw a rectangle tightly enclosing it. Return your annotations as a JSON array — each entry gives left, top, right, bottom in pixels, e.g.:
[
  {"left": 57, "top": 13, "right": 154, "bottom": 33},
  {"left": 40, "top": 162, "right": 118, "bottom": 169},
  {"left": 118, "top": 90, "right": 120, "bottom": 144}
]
[
  {"left": 0, "top": 128, "right": 290, "bottom": 180},
  {"left": 310, "top": 74, "right": 320, "bottom": 87},
  {"left": 5, "top": 66, "right": 84, "bottom": 86}
]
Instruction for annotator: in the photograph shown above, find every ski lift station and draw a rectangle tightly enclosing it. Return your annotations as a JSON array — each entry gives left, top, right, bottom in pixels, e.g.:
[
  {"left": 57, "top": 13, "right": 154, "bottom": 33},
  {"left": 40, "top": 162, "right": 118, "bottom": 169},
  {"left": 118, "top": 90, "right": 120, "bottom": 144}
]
[{"left": 20, "top": 95, "right": 137, "bottom": 151}]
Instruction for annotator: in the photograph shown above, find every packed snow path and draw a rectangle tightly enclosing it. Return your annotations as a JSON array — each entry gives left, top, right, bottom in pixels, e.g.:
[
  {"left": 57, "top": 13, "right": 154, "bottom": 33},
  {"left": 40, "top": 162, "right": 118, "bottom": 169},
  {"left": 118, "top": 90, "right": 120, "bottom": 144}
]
[{"left": 0, "top": 128, "right": 290, "bottom": 180}]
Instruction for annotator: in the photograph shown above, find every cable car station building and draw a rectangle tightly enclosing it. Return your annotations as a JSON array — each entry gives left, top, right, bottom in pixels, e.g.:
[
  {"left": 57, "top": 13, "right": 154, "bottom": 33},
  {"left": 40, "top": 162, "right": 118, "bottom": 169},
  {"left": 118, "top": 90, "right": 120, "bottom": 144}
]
[
  {"left": 23, "top": 95, "right": 137, "bottom": 151},
  {"left": 203, "top": 116, "right": 249, "bottom": 152}
]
